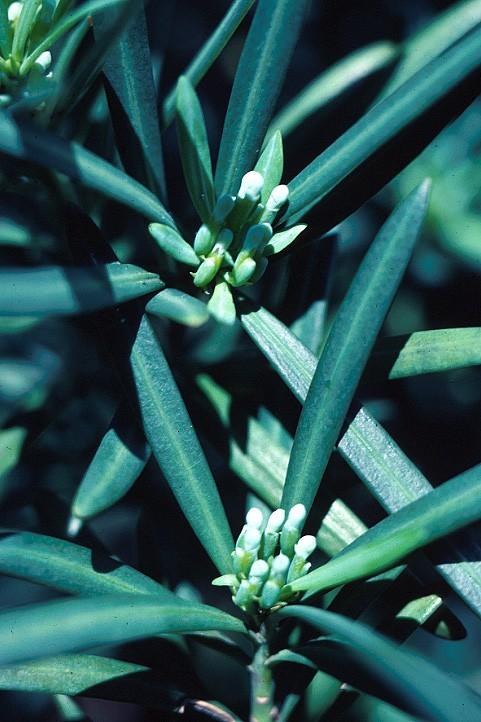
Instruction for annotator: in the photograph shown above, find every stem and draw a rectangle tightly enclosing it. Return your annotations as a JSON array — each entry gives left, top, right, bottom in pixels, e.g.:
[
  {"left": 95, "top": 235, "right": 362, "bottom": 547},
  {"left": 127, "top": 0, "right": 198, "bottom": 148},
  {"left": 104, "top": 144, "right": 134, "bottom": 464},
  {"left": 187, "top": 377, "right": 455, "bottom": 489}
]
[{"left": 249, "top": 638, "right": 275, "bottom": 722}]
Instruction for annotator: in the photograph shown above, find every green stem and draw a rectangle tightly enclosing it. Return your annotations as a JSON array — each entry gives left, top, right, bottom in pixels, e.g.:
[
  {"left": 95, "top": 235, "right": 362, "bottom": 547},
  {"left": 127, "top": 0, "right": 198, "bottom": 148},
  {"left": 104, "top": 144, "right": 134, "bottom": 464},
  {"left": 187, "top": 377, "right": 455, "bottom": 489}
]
[{"left": 249, "top": 638, "right": 275, "bottom": 722}]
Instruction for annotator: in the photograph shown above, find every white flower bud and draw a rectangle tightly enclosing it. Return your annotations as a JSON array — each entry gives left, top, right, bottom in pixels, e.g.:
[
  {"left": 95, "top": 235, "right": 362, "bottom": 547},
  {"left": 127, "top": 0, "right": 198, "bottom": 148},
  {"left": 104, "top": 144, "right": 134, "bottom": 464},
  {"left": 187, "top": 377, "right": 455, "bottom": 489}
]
[
  {"left": 266, "top": 508, "right": 285, "bottom": 533},
  {"left": 249, "top": 559, "right": 269, "bottom": 581},
  {"left": 294, "top": 535, "right": 316, "bottom": 560},
  {"left": 8, "top": 2, "right": 22, "bottom": 22},
  {"left": 287, "top": 503, "right": 307, "bottom": 530},
  {"left": 238, "top": 171, "right": 264, "bottom": 201},
  {"left": 243, "top": 527, "right": 261, "bottom": 551},
  {"left": 271, "top": 553, "right": 290, "bottom": 577},
  {"left": 266, "top": 184, "right": 289, "bottom": 213},
  {"left": 34, "top": 51, "right": 52, "bottom": 72},
  {"left": 246, "top": 507, "right": 264, "bottom": 529}
]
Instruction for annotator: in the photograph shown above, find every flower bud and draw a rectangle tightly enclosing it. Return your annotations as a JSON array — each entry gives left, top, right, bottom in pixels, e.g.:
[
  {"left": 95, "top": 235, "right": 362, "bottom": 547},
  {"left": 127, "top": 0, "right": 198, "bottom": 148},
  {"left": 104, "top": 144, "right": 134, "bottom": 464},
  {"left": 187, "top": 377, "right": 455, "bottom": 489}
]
[
  {"left": 242, "top": 223, "right": 272, "bottom": 256},
  {"left": 238, "top": 171, "right": 264, "bottom": 202},
  {"left": 266, "top": 509, "right": 286, "bottom": 533},
  {"left": 193, "top": 255, "right": 222, "bottom": 287},
  {"left": 194, "top": 224, "right": 215, "bottom": 256},
  {"left": 260, "top": 580, "right": 281, "bottom": 609},
  {"left": 8, "top": 2, "right": 22, "bottom": 22},
  {"left": 231, "top": 256, "right": 256, "bottom": 286},
  {"left": 246, "top": 507, "right": 264, "bottom": 530}
]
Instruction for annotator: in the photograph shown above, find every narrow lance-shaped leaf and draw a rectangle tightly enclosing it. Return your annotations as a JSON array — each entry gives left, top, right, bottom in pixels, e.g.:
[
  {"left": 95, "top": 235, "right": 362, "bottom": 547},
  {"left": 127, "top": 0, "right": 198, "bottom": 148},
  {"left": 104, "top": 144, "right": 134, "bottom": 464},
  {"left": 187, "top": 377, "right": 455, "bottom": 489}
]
[
  {"left": 0, "top": 112, "right": 174, "bottom": 226},
  {"left": 146, "top": 288, "right": 209, "bottom": 327},
  {"left": 289, "top": 461, "right": 481, "bottom": 595},
  {"left": 130, "top": 315, "right": 234, "bottom": 574},
  {"left": 0, "top": 2, "right": 11, "bottom": 58},
  {"left": 55, "top": 0, "right": 139, "bottom": 117},
  {"left": 240, "top": 306, "right": 481, "bottom": 615},
  {"left": 281, "top": 181, "right": 430, "bottom": 512},
  {"left": 215, "top": 0, "right": 310, "bottom": 196},
  {"left": 176, "top": 76, "right": 215, "bottom": 223},
  {"left": 278, "top": 606, "right": 481, "bottom": 722},
  {"left": 148, "top": 223, "right": 200, "bottom": 266},
  {"left": 19, "top": 0, "right": 129, "bottom": 72},
  {"left": 0, "top": 654, "right": 184, "bottom": 709},
  {"left": 382, "top": 0, "right": 481, "bottom": 96},
  {"left": 0, "top": 595, "right": 246, "bottom": 666},
  {"left": 0, "top": 530, "right": 176, "bottom": 598},
  {"left": 0, "top": 263, "right": 163, "bottom": 317},
  {"left": 283, "top": 24, "right": 481, "bottom": 227},
  {"left": 270, "top": 42, "right": 398, "bottom": 139},
  {"left": 254, "top": 130, "right": 284, "bottom": 203},
  {"left": 338, "top": 406, "right": 481, "bottom": 618},
  {"left": 100, "top": 3, "right": 167, "bottom": 199},
  {"left": 70, "top": 403, "right": 150, "bottom": 523},
  {"left": 372, "top": 327, "right": 481, "bottom": 379},
  {"left": 162, "top": 0, "right": 256, "bottom": 127}
]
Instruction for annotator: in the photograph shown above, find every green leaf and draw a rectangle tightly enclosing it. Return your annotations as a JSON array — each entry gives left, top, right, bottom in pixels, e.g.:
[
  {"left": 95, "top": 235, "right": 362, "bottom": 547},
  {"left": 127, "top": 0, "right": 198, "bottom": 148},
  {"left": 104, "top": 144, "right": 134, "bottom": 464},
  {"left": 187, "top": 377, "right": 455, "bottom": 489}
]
[
  {"left": 207, "top": 281, "right": 237, "bottom": 325},
  {"left": 0, "top": 654, "right": 182, "bottom": 708},
  {"left": 270, "top": 42, "right": 398, "bottom": 138},
  {"left": 101, "top": 4, "right": 166, "bottom": 199},
  {"left": 148, "top": 223, "right": 199, "bottom": 266},
  {"left": 146, "top": 288, "right": 209, "bottom": 327},
  {"left": 0, "top": 596, "right": 246, "bottom": 665},
  {"left": 263, "top": 224, "right": 307, "bottom": 256},
  {"left": 0, "top": 112, "right": 174, "bottom": 225},
  {"left": 130, "top": 315, "right": 234, "bottom": 574},
  {"left": 71, "top": 404, "right": 150, "bottom": 522},
  {"left": 0, "top": 2, "right": 12, "bottom": 58},
  {"left": 55, "top": 0, "right": 139, "bottom": 117},
  {"left": 0, "top": 263, "right": 163, "bottom": 317},
  {"left": 20, "top": 0, "right": 128, "bottom": 73},
  {"left": 240, "top": 303, "right": 481, "bottom": 617},
  {"left": 239, "top": 299, "right": 315, "bottom": 403},
  {"left": 215, "top": 0, "right": 310, "bottom": 196},
  {"left": 383, "top": 0, "right": 481, "bottom": 96},
  {"left": 283, "top": 25, "right": 481, "bottom": 227},
  {"left": 162, "top": 0, "right": 256, "bottom": 128},
  {"left": 12, "top": 0, "right": 42, "bottom": 61},
  {"left": 338, "top": 406, "right": 481, "bottom": 619},
  {"left": 278, "top": 606, "right": 481, "bottom": 722},
  {"left": 176, "top": 76, "right": 215, "bottom": 223},
  {"left": 289, "top": 460, "right": 481, "bottom": 595},
  {"left": 0, "top": 530, "right": 176, "bottom": 597},
  {"left": 372, "top": 328, "right": 481, "bottom": 379},
  {"left": 281, "top": 181, "right": 430, "bottom": 512},
  {"left": 254, "top": 130, "right": 284, "bottom": 203},
  {"left": 0, "top": 427, "right": 26, "bottom": 478}
]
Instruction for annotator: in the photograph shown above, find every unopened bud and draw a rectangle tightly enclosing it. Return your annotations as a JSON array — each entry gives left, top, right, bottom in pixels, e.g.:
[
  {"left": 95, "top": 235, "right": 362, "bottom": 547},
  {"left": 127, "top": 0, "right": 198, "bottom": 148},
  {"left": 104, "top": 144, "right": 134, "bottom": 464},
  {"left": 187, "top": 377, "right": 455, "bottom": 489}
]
[
  {"left": 34, "top": 51, "right": 52, "bottom": 72},
  {"left": 243, "top": 223, "right": 272, "bottom": 255},
  {"left": 260, "top": 580, "right": 281, "bottom": 609},
  {"left": 8, "top": 2, "right": 22, "bottom": 22},
  {"left": 287, "top": 504, "right": 307, "bottom": 530},
  {"left": 238, "top": 171, "right": 264, "bottom": 202},
  {"left": 193, "top": 255, "right": 221, "bottom": 287},
  {"left": 266, "top": 185, "right": 289, "bottom": 212},
  {"left": 194, "top": 224, "right": 215, "bottom": 256},
  {"left": 294, "top": 535, "right": 316, "bottom": 560},
  {"left": 231, "top": 256, "right": 256, "bottom": 286},
  {"left": 216, "top": 227, "right": 234, "bottom": 251},
  {"left": 266, "top": 508, "right": 285, "bottom": 533},
  {"left": 246, "top": 507, "right": 264, "bottom": 530}
]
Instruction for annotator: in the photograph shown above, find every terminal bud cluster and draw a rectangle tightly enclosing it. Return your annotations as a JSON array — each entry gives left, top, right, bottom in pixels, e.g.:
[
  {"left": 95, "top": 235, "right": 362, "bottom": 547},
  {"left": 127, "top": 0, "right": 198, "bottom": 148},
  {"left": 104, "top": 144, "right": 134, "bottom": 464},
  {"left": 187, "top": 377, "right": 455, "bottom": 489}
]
[{"left": 213, "top": 504, "right": 317, "bottom": 615}]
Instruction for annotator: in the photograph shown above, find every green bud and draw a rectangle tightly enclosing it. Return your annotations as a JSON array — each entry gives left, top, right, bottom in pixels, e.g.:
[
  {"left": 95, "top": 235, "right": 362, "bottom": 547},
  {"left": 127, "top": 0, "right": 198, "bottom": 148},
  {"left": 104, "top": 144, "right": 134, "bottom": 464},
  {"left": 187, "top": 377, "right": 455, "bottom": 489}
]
[
  {"left": 260, "top": 580, "right": 281, "bottom": 609},
  {"left": 194, "top": 224, "right": 215, "bottom": 256},
  {"left": 193, "top": 255, "right": 222, "bottom": 287},
  {"left": 231, "top": 257, "right": 256, "bottom": 286},
  {"left": 235, "top": 579, "right": 253, "bottom": 610},
  {"left": 280, "top": 525, "right": 300, "bottom": 557},
  {"left": 242, "top": 223, "right": 273, "bottom": 256}
]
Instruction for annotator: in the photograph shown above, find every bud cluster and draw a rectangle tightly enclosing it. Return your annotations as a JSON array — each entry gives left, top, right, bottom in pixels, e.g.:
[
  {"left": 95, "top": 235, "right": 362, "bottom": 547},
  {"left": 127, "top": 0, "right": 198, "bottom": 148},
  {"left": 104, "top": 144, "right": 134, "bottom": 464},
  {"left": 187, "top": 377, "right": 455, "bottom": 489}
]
[
  {"left": 192, "top": 171, "right": 289, "bottom": 290},
  {"left": 213, "top": 504, "right": 317, "bottom": 615}
]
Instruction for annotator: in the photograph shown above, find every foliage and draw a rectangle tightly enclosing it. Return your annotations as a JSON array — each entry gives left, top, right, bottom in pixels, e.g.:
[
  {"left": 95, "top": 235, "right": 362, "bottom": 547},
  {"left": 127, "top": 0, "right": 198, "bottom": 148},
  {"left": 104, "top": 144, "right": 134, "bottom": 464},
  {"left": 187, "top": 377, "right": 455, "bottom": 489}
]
[{"left": 1, "top": 1, "right": 481, "bottom": 720}]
